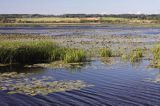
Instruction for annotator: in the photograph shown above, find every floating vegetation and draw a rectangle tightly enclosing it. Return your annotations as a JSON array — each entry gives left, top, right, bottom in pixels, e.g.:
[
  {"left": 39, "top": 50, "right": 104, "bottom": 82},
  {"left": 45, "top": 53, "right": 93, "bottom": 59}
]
[
  {"left": 0, "top": 72, "right": 32, "bottom": 80},
  {"left": 34, "top": 61, "right": 88, "bottom": 69},
  {"left": 0, "top": 72, "right": 91, "bottom": 96}
]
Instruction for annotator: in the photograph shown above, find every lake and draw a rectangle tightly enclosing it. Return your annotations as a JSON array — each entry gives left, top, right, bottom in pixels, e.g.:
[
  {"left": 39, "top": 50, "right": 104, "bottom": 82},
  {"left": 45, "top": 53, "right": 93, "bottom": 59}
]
[{"left": 0, "top": 25, "right": 160, "bottom": 106}]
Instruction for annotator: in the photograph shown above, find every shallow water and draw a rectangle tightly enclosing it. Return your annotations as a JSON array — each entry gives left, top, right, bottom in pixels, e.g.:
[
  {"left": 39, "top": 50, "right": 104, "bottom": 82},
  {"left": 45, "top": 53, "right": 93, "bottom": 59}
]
[
  {"left": 0, "top": 59, "right": 160, "bottom": 106},
  {"left": 0, "top": 25, "right": 160, "bottom": 36}
]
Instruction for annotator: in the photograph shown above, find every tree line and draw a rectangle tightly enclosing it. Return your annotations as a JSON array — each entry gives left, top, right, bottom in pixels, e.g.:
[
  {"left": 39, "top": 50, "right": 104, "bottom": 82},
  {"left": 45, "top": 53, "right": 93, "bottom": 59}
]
[{"left": 0, "top": 14, "right": 160, "bottom": 20}]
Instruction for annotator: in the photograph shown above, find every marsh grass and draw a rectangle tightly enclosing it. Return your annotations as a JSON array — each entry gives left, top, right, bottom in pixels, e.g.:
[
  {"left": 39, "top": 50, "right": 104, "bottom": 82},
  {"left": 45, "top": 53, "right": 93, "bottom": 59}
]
[
  {"left": 120, "top": 48, "right": 144, "bottom": 63},
  {"left": 152, "top": 44, "right": 160, "bottom": 60},
  {"left": 150, "top": 44, "right": 160, "bottom": 68},
  {"left": 128, "top": 48, "right": 143, "bottom": 62},
  {"left": 99, "top": 48, "right": 112, "bottom": 57},
  {"left": 0, "top": 41, "right": 89, "bottom": 65},
  {"left": 64, "top": 49, "right": 87, "bottom": 63},
  {"left": 0, "top": 41, "right": 60, "bottom": 65},
  {"left": 51, "top": 47, "right": 67, "bottom": 61}
]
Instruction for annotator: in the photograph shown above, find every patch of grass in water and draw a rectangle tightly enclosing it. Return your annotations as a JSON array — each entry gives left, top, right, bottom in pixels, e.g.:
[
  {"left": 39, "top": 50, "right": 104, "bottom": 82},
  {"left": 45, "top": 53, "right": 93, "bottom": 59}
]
[
  {"left": 51, "top": 47, "right": 67, "bottom": 61},
  {"left": 130, "top": 48, "right": 143, "bottom": 62},
  {"left": 64, "top": 49, "right": 87, "bottom": 63},
  {"left": 0, "top": 41, "right": 90, "bottom": 66},
  {"left": 0, "top": 41, "right": 57, "bottom": 65},
  {"left": 121, "top": 48, "right": 143, "bottom": 63},
  {"left": 150, "top": 44, "right": 160, "bottom": 68},
  {"left": 99, "top": 48, "right": 112, "bottom": 57}
]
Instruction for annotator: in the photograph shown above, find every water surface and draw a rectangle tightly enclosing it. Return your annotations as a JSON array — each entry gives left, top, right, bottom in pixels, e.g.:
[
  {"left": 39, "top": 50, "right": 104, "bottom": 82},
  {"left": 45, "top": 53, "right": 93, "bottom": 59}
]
[
  {"left": 0, "top": 25, "right": 160, "bottom": 36},
  {"left": 0, "top": 59, "right": 160, "bottom": 106}
]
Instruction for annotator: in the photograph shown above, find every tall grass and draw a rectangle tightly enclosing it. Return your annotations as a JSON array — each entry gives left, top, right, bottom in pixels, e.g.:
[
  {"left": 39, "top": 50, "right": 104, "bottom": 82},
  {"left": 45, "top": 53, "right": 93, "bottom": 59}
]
[
  {"left": 64, "top": 49, "right": 87, "bottom": 63},
  {"left": 51, "top": 47, "right": 67, "bottom": 61},
  {"left": 0, "top": 41, "right": 88, "bottom": 65},
  {"left": 0, "top": 41, "right": 58, "bottom": 65}
]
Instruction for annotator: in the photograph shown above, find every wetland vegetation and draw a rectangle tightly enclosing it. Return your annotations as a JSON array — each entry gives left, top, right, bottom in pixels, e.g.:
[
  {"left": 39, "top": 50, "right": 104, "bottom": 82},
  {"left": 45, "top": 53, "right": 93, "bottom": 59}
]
[
  {"left": 0, "top": 24, "right": 160, "bottom": 105},
  {"left": 0, "top": 41, "right": 89, "bottom": 65},
  {"left": 1, "top": 14, "right": 160, "bottom": 27},
  {"left": 0, "top": 34, "right": 159, "bottom": 68}
]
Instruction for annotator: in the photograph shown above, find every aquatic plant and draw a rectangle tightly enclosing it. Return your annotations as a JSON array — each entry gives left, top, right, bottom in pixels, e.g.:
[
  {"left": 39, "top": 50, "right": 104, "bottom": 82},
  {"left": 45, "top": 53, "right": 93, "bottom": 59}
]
[
  {"left": 99, "top": 48, "right": 112, "bottom": 57},
  {"left": 64, "top": 49, "right": 87, "bottom": 63},
  {"left": 0, "top": 72, "right": 91, "bottom": 96},
  {"left": 0, "top": 41, "right": 57, "bottom": 64},
  {"left": 129, "top": 48, "right": 143, "bottom": 62},
  {"left": 152, "top": 44, "right": 160, "bottom": 60},
  {"left": 150, "top": 44, "right": 160, "bottom": 68},
  {"left": 51, "top": 47, "right": 67, "bottom": 61},
  {"left": 0, "top": 41, "right": 89, "bottom": 65}
]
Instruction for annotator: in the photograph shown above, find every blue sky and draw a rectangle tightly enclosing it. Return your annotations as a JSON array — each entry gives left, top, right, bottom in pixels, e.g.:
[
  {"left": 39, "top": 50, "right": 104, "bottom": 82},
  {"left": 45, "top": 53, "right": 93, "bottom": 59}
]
[{"left": 0, "top": 0, "right": 160, "bottom": 14}]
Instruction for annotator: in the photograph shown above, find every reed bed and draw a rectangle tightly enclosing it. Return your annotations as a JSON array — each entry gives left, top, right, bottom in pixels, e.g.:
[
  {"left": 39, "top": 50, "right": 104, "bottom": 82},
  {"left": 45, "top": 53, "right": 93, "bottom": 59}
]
[
  {"left": 99, "top": 48, "right": 112, "bottom": 57},
  {"left": 129, "top": 48, "right": 143, "bottom": 62},
  {"left": 151, "top": 44, "right": 160, "bottom": 67},
  {"left": 0, "top": 41, "right": 88, "bottom": 65},
  {"left": 64, "top": 49, "right": 87, "bottom": 63},
  {"left": 0, "top": 41, "right": 55, "bottom": 64}
]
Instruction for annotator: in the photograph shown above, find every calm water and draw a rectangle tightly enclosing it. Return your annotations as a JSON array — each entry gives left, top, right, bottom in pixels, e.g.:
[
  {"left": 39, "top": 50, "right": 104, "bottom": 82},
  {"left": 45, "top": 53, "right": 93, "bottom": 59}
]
[
  {"left": 0, "top": 25, "right": 160, "bottom": 36},
  {"left": 0, "top": 59, "right": 160, "bottom": 106}
]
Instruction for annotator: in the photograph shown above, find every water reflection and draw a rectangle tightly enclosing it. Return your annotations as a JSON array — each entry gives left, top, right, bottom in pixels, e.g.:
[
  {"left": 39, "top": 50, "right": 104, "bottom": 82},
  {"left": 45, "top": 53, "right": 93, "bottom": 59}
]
[
  {"left": 0, "top": 64, "right": 45, "bottom": 74},
  {"left": 130, "top": 59, "right": 143, "bottom": 68}
]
